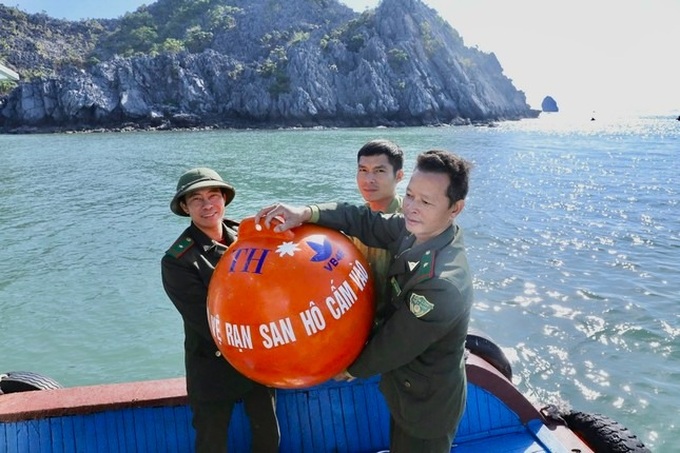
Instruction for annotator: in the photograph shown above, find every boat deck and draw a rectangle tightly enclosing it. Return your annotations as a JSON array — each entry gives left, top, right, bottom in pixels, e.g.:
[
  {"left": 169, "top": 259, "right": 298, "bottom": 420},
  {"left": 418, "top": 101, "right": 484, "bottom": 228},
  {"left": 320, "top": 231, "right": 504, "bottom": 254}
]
[{"left": 1, "top": 356, "right": 590, "bottom": 452}]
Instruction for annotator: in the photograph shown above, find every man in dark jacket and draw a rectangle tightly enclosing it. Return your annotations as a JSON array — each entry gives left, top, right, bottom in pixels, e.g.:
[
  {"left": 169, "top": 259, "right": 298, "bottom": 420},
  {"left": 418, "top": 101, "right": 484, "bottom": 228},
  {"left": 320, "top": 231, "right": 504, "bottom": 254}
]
[
  {"left": 352, "top": 139, "right": 405, "bottom": 331},
  {"left": 162, "top": 167, "right": 279, "bottom": 453},
  {"left": 255, "top": 150, "right": 473, "bottom": 453}
]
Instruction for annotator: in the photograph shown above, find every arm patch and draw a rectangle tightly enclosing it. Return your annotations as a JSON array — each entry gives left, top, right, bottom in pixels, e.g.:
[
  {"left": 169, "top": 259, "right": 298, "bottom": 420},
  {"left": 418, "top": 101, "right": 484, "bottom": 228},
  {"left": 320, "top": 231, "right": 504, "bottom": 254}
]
[
  {"left": 409, "top": 293, "right": 435, "bottom": 318},
  {"left": 166, "top": 236, "right": 194, "bottom": 259}
]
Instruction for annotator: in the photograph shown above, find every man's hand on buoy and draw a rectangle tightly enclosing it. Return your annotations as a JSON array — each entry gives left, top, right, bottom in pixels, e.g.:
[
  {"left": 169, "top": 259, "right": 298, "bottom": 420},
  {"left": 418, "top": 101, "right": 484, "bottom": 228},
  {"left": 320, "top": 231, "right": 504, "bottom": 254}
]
[
  {"left": 333, "top": 370, "right": 355, "bottom": 382},
  {"left": 255, "top": 203, "right": 312, "bottom": 232}
]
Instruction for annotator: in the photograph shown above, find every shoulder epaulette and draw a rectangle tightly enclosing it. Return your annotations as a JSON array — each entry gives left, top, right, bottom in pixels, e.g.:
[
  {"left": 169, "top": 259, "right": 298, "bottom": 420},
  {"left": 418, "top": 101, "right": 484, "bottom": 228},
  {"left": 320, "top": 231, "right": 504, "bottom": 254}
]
[
  {"left": 224, "top": 218, "right": 240, "bottom": 229},
  {"left": 166, "top": 236, "right": 195, "bottom": 259},
  {"left": 414, "top": 250, "right": 436, "bottom": 283}
]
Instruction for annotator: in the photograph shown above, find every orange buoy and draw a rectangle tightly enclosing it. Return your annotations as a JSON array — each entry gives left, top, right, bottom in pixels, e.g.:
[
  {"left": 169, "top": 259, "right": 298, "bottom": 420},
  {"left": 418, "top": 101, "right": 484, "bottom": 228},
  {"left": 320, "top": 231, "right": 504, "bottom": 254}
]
[{"left": 207, "top": 216, "right": 375, "bottom": 388}]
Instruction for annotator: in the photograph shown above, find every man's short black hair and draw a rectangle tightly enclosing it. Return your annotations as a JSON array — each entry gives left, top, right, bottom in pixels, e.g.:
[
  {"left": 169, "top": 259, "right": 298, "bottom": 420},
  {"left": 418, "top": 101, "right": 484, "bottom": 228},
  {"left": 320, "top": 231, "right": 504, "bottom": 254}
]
[
  {"left": 357, "top": 139, "right": 404, "bottom": 174},
  {"left": 416, "top": 150, "right": 473, "bottom": 206}
]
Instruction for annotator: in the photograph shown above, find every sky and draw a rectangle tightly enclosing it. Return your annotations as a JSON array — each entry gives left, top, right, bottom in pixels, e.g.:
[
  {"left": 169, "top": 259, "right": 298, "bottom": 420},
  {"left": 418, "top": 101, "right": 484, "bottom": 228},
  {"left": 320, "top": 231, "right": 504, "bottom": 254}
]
[{"left": 4, "top": 0, "right": 678, "bottom": 115}]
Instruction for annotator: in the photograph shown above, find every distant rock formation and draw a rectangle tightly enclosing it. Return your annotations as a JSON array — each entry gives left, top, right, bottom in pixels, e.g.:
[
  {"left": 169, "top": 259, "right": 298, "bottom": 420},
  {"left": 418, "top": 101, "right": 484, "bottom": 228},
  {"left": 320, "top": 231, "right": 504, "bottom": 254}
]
[
  {"left": 541, "top": 96, "right": 559, "bottom": 113},
  {"left": 0, "top": 0, "right": 539, "bottom": 133}
]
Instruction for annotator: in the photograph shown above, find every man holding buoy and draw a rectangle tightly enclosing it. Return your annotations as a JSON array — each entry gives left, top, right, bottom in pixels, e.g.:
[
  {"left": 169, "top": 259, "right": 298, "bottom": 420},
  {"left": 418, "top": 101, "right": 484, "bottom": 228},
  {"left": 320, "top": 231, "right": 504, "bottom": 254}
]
[
  {"left": 161, "top": 167, "right": 279, "bottom": 453},
  {"left": 256, "top": 150, "right": 474, "bottom": 453},
  {"left": 352, "top": 139, "right": 404, "bottom": 331}
]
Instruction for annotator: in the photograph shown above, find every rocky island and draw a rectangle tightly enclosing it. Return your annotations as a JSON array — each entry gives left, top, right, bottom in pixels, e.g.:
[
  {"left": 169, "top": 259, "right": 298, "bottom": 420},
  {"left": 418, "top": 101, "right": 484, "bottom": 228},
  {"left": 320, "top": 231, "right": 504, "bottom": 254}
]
[{"left": 0, "top": 0, "right": 539, "bottom": 133}]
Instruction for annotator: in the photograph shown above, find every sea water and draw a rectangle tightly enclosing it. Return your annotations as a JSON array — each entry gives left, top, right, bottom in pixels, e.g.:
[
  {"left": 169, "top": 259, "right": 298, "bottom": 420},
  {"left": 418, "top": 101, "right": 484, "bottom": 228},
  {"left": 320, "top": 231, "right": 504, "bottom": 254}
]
[{"left": 1, "top": 113, "right": 678, "bottom": 450}]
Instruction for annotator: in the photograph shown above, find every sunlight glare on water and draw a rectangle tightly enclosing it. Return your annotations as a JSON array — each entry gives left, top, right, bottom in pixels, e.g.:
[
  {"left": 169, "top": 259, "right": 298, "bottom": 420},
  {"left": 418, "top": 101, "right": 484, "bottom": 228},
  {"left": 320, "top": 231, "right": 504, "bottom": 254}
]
[{"left": 1, "top": 114, "right": 678, "bottom": 449}]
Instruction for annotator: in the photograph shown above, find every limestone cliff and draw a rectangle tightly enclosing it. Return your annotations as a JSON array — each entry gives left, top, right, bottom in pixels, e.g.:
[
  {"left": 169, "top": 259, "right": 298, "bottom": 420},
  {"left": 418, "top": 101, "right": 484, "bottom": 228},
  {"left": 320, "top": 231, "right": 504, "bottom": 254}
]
[{"left": 0, "top": 0, "right": 539, "bottom": 132}]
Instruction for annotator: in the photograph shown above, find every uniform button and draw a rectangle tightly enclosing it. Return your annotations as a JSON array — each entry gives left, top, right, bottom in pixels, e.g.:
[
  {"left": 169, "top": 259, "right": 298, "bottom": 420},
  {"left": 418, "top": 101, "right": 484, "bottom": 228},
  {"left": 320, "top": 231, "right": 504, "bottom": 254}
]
[
  {"left": 404, "top": 380, "right": 411, "bottom": 388},
  {"left": 215, "top": 350, "right": 222, "bottom": 357}
]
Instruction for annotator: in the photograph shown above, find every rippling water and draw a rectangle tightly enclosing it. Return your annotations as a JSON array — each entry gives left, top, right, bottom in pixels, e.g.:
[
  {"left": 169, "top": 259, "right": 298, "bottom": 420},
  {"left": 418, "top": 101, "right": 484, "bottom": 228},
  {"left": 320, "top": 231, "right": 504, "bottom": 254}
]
[{"left": 1, "top": 113, "right": 678, "bottom": 450}]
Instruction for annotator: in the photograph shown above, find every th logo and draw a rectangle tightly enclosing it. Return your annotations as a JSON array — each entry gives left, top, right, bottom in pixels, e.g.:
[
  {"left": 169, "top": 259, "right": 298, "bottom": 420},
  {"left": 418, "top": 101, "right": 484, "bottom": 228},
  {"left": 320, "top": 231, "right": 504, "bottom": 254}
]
[{"left": 229, "top": 248, "right": 270, "bottom": 274}]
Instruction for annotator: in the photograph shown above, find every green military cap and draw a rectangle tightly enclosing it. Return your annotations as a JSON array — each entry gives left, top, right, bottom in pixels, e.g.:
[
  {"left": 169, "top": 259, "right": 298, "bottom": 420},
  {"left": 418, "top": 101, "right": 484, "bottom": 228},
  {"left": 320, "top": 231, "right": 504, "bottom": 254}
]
[{"left": 170, "top": 167, "right": 236, "bottom": 216}]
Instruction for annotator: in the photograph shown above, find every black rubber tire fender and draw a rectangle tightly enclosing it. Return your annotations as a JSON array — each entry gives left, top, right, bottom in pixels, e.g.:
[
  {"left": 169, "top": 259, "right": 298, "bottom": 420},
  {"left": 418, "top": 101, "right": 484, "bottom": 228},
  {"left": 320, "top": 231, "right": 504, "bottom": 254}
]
[
  {"left": 562, "top": 410, "right": 651, "bottom": 453},
  {"left": 0, "top": 371, "right": 63, "bottom": 394},
  {"left": 465, "top": 328, "right": 513, "bottom": 381}
]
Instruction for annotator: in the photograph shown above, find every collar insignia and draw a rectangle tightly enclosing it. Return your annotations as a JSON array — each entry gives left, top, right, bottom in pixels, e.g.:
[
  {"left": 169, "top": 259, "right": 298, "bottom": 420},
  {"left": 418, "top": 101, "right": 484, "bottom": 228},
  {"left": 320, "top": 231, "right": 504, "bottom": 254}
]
[{"left": 414, "top": 250, "right": 435, "bottom": 283}]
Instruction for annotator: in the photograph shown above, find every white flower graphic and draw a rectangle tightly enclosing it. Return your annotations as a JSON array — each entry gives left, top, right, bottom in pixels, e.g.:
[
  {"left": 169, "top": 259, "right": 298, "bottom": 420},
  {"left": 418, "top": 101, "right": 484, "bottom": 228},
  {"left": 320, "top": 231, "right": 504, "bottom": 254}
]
[{"left": 276, "top": 241, "right": 301, "bottom": 257}]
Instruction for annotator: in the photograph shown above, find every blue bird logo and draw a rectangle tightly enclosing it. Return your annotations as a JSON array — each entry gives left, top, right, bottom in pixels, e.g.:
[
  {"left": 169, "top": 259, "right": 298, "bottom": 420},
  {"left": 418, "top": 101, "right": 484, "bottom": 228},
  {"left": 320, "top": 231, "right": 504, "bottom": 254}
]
[{"left": 307, "top": 238, "right": 333, "bottom": 262}]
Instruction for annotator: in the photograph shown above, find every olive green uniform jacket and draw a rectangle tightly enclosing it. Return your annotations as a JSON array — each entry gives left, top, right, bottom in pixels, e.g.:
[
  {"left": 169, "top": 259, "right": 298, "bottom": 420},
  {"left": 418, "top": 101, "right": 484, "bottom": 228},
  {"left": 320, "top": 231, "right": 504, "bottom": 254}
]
[
  {"left": 350, "top": 195, "right": 403, "bottom": 329},
  {"left": 161, "top": 221, "right": 254, "bottom": 404},
  {"left": 311, "top": 202, "right": 473, "bottom": 439}
]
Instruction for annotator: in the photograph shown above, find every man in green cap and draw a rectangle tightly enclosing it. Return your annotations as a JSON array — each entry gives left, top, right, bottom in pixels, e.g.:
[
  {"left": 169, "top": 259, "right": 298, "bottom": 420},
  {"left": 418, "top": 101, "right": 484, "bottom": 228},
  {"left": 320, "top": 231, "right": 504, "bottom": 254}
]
[
  {"left": 256, "top": 150, "right": 474, "bottom": 453},
  {"left": 161, "top": 167, "right": 279, "bottom": 453}
]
